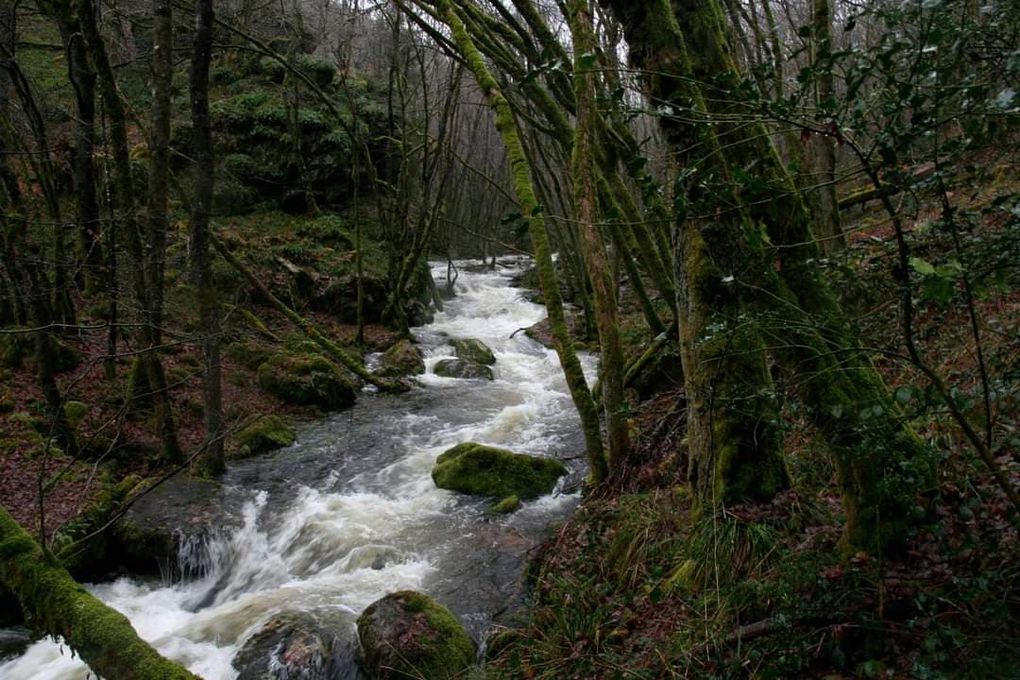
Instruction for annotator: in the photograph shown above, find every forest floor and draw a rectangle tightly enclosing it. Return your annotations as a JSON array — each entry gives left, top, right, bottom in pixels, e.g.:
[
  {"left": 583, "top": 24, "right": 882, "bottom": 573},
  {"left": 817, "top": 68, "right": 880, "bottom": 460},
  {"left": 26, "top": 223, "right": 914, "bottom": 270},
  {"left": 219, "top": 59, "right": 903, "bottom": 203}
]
[
  {"left": 0, "top": 211, "right": 400, "bottom": 548},
  {"left": 487, "top": 166, "right": 1020, "bottom": 678}
]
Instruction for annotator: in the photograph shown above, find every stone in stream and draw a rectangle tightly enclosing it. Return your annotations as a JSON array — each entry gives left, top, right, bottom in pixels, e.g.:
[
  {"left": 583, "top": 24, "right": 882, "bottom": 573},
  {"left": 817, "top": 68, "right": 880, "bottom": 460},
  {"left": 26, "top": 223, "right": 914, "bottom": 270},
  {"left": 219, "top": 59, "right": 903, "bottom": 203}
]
[
  {"left": 431, "top": 442, "right": 567, "bottom": 501},
  {"left": 451, "top": 338, "right": 496, "bottom": 366},
  {"left": 432, "top": 358, "right": 493, "bottom": 381},
  {"left": 110, "top": 475, "right": 243, "bottom": 578},
  {"left": 257, "top": 350, "right": 358, "bottom": 410},
  {"left": 232, "top": 414, "right": 296, "bottom": 459},
  {"left": 377, "top": 339, "right": 425, "bottom": 378},
  {"left": 234, "top": 611, "right": 360, "bottom": 680},
  {"left": 357, "top": 591, "right": 475, "bottom": 680}
]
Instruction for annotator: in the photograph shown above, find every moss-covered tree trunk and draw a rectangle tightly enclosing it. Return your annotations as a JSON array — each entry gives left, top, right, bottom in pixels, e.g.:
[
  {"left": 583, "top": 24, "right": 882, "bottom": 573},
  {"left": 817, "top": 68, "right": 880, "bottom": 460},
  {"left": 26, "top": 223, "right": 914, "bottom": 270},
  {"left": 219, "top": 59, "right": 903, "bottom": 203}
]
[
  {"left": 602, "top": 0, "right": 933, "bottom": 551},
  {"left": 811, "top": 0, "right": 844, "bottom": 253},
  {"left": 0, "top": 506, "right": 199, "bottom": 679},
  {"left": 569, "top": 0, "right": 630, "bottom": 474},
  {"left": 601, "top": 0, "right": 788, "bottom": 506},
  {"left": 438, "top": 0, "right": 608, "bottom": 482}
]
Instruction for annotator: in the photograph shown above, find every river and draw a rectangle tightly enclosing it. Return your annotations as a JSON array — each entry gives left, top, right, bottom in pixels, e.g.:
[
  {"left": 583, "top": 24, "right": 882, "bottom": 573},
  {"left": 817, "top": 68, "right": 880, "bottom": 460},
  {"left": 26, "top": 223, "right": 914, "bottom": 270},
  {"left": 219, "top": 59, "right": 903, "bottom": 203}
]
[{"left": 0, "top": 258, "right": 590, "bottom": 679}]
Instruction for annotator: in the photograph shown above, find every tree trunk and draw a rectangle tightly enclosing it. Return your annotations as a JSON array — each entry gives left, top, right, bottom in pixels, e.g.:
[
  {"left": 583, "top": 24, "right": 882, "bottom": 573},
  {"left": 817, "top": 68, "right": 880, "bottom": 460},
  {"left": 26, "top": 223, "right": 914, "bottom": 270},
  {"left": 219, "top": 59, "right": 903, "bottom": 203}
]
[
  {"left": 438, "top": 0, "right": 608, "bottom": 482},
  {"left": 0, "top": 506, "right": 199, "bottom": 679},
  {"left": 189, "top": 0, "right": 224, "bottom": 477},
  {"left": 811, "top": 0, "right": 844, "bottom": 253},
  {"left": 77, "top": 0, "right": 182, "bottom": 463},
  {"left": 569, "top": 0, "right": 630, "bottom": 474},
  {"left": 602, "top": 0, "right": 932, "bottom": 551}
]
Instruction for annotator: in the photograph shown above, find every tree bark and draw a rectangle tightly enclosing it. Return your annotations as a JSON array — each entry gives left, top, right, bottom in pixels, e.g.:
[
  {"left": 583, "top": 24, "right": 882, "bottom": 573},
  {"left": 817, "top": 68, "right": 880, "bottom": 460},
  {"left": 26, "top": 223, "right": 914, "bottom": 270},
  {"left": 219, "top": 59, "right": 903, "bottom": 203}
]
[
  {"left": 189, "top": 0, "right": 224, "bottom": 477},
  {"left": 569, "top": 0, "right": 630, "bottom": 474},
  {"left": 438, "top": 0, "right": 608, "bottom": 482}
]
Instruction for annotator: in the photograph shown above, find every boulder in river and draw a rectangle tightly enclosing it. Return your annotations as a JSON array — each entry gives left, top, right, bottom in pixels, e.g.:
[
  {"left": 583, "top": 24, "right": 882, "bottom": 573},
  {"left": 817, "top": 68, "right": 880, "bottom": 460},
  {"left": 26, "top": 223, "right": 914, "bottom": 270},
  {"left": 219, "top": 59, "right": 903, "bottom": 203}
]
[
  {"left": 257, "top": 351, "right": 357, "bottom": 410},
  {"left": 234, "top": 611, "right": 359, "bottom": 680},
  {"left": 111, "top": 474, "right": 242, "bottom": 577},
  {"left": 233, "top": 414, "right": 296, "bottom": 459},
  {"left": 357, "top": 590, "right": 475, "bottom": 680},
  {"left": 433, "top": 358, "right": 493, "bottom": 380},
  {"left": 431, "top": 442, "right": 567, "bottom": 500},
  {"left": 377, "top": 339, "right": 425, "bottom": 378},
  {"left": 451, "top": 338, "right": 496, "bottom": 366}
]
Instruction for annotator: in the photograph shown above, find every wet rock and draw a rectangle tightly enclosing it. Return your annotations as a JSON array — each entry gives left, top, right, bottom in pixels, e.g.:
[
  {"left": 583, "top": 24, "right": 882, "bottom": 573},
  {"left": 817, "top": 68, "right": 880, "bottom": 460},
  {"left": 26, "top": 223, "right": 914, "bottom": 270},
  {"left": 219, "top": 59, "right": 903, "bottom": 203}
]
[
  {"left": 233, "top": 414, "right": 296, "bottom": 459},
  {"left": 357, "top": 591, "right": 475, "bottom": 680},
  {"left": 451, "top": 338, "right": 495, "bottom": 366},
  {"left": 431, "top": 442, "right": 567, "bottom": 500},
  {"left": 234, "top": 611, "right": 359, "bottom": 680},
  {"left": 432, "top": 358, "right": 493, "bottom": 381},
  {"left": 111, "top": 475, "right": 242, "bottom": 577},
  {"left": 406, "top": 300, "right": 434, "bottom": 328},
  {"left": 257, "top": 351, "right": 357, "bottom": 411},
  {"left": 377, "top": 339, "right": 425, "bottom": 378}
]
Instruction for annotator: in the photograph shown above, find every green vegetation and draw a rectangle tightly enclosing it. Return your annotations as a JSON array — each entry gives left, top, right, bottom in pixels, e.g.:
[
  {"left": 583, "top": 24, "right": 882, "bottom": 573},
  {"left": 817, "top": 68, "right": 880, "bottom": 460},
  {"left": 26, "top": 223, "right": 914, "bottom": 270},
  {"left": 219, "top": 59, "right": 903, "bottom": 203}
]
[
  {"left": 233, "top": 414, "right": 296, "bottom": 458},
  {"left": 432, "top": 442, "right": 567, "bottom": 499},
  {"left": 256, "top": 351, "right": 357, "bottom": 410}
]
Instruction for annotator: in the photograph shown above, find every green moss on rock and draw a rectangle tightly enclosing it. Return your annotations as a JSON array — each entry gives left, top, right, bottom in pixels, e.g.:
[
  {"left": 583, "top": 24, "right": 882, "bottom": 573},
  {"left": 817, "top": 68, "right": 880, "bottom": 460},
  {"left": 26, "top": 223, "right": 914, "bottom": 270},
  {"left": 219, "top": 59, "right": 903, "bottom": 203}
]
[
  {"left": 63, "top": 401, "right": 88, "bottom": 427},
  {"left": 433, "top": 359, "right": 493, "bottom": 380},
  {"left": 491, "top": 495, "right": 521, "bottom": 514},
  {"left": 431, "top": 442, "right": 567, "bottom": 499},
  {"left": 378, "top": 339, "right": 425, "bottom": 378},
  {"left": 233, "top": 414, "right": 296, "bottom": 458},
  {"left": 452, "top": 338, "right": 496, "bottom": 366},
  {"left": 357, "top": 590, "right": 475, "bottom": 680},
  {"left": 257, "top": 351, "right": 357, "bottom": 410}
]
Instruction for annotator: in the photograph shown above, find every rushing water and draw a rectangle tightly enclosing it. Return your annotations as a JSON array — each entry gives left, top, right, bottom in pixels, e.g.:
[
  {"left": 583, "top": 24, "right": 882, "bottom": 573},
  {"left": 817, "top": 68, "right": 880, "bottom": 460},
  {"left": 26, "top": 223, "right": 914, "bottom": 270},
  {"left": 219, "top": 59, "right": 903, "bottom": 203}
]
[{"left": 0, "top": 258, "right": 592, "bottom": 679}]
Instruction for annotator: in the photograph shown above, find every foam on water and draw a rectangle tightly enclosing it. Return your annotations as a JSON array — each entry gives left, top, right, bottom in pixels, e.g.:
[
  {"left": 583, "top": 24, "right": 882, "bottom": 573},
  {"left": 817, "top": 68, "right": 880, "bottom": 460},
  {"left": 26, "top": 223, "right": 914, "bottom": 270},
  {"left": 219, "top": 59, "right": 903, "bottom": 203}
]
[{"left": 0, "top": 257, "right": 590, "bottom": 679}]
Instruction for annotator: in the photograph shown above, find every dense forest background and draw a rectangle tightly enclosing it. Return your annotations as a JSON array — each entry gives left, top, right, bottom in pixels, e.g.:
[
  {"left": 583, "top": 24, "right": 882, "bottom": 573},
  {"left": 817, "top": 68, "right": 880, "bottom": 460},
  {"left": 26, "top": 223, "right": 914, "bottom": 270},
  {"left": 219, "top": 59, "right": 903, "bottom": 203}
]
[{"left": 1, "top": 0, "right": 1019, "bottom": 677}]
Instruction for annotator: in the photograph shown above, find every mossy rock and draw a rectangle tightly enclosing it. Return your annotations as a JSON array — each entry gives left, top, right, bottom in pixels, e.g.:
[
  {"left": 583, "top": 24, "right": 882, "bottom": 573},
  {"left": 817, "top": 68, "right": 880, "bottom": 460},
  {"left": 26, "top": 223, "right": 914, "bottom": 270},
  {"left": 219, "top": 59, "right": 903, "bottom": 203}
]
[
  {"left": 431, "top": 442, "right": 567, "bottom": 499},
  {"left": 491, "top": 495, "right": 521, "bottom": 514},
  {"left": 433, "top": 358, "right": 493, "bottom": 381},
  {"left": 257, "top": 351, "right": 357, "bottom": 411},
  {"left": 233, "top": 414, "right": 296, "bottom": 459},
  {"left": 224, "top": 340, "right": 273, "bottom": 371},
  {"left": 234, "top": 611, "right": 357, "bottom": 680},
  {"left": 63, "top": 401, "right": 88, "bottom": 427},
  {"left": 357, "top": 590, "right": 475, "bottom": 680},
  {"left": 452, "top": 338, "right": 496, "bottom": 366},
  {"left": 378, "top": 339, "right": 425, "bottom": 378}
]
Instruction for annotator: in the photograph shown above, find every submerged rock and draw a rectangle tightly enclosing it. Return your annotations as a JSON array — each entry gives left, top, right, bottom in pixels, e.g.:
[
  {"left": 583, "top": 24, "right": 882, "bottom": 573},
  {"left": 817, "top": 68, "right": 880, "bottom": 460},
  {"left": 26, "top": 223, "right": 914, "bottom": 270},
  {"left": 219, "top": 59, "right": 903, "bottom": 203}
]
[
  {"left": 257, "top": 351, "right": 357, "bottom": 410},
  {"left": 432, "top": 358, "right": 493, "bottom": 380},
  {"left": 233, "top": 414, "right": 296, "bottom": 459},
  {"left": 234, "top": 611, "right": 359, "bottom": 680},
  {"left": 377, "top": 339, "right": 425, "bottom": 378},
  {"left": 110, "top": 475, "right": 242, "bottom": 577},
  {"left": 431, "top": 442, "right": 567, "bottom": 499},
  {"left": 452, "top": 338, "right": 496, "bottom": 366},
  {"left": 357, "top": 591, "right": 475, "bottom": 680}
]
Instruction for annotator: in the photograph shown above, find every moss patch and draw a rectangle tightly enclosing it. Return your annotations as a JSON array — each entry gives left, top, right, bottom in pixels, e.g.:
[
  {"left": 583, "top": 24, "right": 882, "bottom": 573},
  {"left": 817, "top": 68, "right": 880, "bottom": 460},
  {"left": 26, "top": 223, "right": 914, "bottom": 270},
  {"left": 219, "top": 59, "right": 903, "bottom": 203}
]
[
  {"left": 233, "top": 414, "right": 296, "bottom": 458},
  {"left": 378, "top": 339, "right": 425, "bottom": 377},
  {"left": 431, "top": 442, "right": 567, "bottom": 499},
  {"left": 491, "top": 495, "right": 521, "bottom": 514},
  {"left": 452, "top": 338, "right": 496, "bottom": 365},
  {"left": 256, "top": 351, "right": 357, "bottom": 411}
]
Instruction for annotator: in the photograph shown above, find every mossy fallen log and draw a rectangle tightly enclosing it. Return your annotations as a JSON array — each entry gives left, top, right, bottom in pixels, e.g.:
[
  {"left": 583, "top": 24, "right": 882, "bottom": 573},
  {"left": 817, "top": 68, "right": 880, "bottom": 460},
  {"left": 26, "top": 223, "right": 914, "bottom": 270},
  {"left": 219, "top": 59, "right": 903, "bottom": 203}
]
[{"left": 0, "top": 505, "right": 199, "bottom": 679}]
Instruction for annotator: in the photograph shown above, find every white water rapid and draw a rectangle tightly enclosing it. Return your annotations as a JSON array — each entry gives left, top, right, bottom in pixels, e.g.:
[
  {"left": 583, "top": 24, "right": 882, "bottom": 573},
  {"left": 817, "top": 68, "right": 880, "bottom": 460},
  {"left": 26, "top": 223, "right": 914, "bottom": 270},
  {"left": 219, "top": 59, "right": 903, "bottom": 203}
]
[{"left": 0, "top": 258, "right": 592, "bottom": 680}]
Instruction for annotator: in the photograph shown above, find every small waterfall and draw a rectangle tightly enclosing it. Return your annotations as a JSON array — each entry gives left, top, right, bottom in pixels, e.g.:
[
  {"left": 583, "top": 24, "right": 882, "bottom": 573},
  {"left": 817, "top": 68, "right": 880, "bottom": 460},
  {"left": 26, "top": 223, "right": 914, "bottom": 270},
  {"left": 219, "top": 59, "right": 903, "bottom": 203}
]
[{"left": 0, "top": 258, "right": 591, "bottom": 680}]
